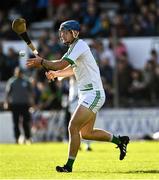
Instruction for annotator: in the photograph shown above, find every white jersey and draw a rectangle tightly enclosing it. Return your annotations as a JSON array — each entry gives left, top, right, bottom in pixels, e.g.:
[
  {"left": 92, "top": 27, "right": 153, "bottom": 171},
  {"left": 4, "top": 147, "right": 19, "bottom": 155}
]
[{"left": 62, "top": 39, "right": 104, "bottom": 93}]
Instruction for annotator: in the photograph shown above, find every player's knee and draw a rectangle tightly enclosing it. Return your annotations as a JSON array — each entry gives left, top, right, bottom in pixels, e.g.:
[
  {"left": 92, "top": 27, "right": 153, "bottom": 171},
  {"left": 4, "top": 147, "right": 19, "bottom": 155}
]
[{"left": 68, "top": 122, "right": 80, "bottom": 134}]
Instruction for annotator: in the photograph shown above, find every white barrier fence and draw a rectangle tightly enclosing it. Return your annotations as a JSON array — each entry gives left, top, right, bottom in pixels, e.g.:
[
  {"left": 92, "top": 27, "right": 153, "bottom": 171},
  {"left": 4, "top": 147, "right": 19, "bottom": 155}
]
[
  {"left": 0, "top": 109, "right": 159, "bottom": 143},
  {"left": 96, "top": 108, "right": 159, "bottom": 139}
]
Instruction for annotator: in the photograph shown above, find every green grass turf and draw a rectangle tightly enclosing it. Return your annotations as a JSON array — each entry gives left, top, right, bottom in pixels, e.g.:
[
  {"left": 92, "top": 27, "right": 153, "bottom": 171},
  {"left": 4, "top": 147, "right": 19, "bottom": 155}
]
[{"left": 0, "top": 141, "right": 159, "bottom": 179}]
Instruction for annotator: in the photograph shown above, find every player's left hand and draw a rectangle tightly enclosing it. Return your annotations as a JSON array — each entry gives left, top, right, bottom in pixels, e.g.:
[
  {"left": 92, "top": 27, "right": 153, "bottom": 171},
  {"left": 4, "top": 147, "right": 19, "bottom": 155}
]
[{"left": 26, "top": 56, "right": 42, "bottom": 68}]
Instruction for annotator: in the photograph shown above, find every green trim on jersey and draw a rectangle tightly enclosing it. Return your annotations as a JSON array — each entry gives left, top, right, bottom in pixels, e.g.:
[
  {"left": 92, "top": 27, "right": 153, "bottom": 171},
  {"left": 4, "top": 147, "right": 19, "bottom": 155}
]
[
  {"left": 80, "top": 83, "right": 93, "bottom": 91},
  {"left": 62, "top": 39, "right": 79, "bottom": 66},
  {"left": 80, "top": 87, "right": 93, "bottom": 91},
  {"left": 65, "top": 38, "right": 79, "bottom": 57},
  {"left": 89, "top": 91, "right": 101, "bottom": 110},
  {"left": 63, "top": 57, "right": 75, "bottom": 65}
]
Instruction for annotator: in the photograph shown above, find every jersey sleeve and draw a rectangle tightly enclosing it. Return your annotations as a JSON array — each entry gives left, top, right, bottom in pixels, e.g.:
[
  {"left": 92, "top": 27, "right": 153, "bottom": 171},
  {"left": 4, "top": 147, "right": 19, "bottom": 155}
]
[{"left": 62, "top": 40, "right": 89, "bottom": 66}]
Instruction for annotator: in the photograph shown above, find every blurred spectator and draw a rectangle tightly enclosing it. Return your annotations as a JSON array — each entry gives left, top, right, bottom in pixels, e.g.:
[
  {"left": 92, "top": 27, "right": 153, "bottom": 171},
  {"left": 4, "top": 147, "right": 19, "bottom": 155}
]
[
  {"left": 4, "top": 67, "right": 34, "bottom": 144},
  {"left": 99, "top": 38, "right": 115, "bottom": 67},
  {"left": 0, "top": 0, "right": 159, "bottom": 38},
  {"left": 142, "top": 60, "right": 156, "bottom": 104},
  {"left": 14, "top": 1, "right": 37, "bottom": 23},
  {"left": 117, "top": 53, "right": 133, "bottom": 106},
  {"left": 100, "top": 56, "right": 114, "bottom": 107},
  {"left": 111, "top": 14, "right": 128, "bottom": 37},
  {"left": 152, "top": 65, "right": 159, "bottom": 105},
  {"left": 35, "top": 0, "right": 49, "bottom": 20},
  {"left": 115, "top": 39, "right": 127, "bottom": 60},
  {"left": 101, "top": 76, "right": 114, "bottom": 107},
  {"left": 53, "top": 4, "right": 71, "bottom": 32},
  {"left": 106, "top": 41, "right": 116, "bottom": 67},
  {"left": 82, "top": 3, "right": 100, "bottom": 37},
  {"left": 71, "top": 2, "right": 83, "bottom": 22},
  {"left": 6, "top": 47, "right": 19, "bottom": 78},
  {"left": 97, "top": 11, "right": 110, "bottom": 37},
  {"left": 30, "top": 77, "right": 42, "bottom": 106},
  {"left": 150, "top": 49, "right": 159, "bottom": 64},
  {"left": 89, "top": 40, "right": 100, "bottom": 62},
  {"left": 100, "top": 58, "right": 113, "bottom": 86},
  {"left": 129, "top": 69, "right": 147, "bottom": 106},
  {"left": 0, "top": 43, "right": 10, "bottom": 81},
  {"left": 130, "top": 15, "right": 144, "bottom": 36},
  {"left": 48, "top": 33, "right": 64, "bottom": 56},
  {"left": 0, "top": 11, "right": 12, "bottom": 40}
]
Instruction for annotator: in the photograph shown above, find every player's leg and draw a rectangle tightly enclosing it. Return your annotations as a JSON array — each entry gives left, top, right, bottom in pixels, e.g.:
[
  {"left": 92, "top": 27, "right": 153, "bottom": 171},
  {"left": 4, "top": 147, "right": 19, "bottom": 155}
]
[
  {"left": 79, "top": 90, "right": 113, "bottom": 141},
  {"left": 56, "top": 90, "right": 129, "bottom": 172},
  {"left": 79, "top": 90, "right": 129, "bottom": 160},
  {"left": 80, "top": 114, "right": 112, "bottom": 141},
  {"left": 80, "top": 118, "right": 129, "bottom": 160},
  {"left": 85, "top": 140, "right": 92, "bottom": 151},
  {"left": 56, "top": 104, "right": 95, "bottom": 172},
  {"left": 11, "top": 106, "right": 21, "bottom": 143},
  {"left": 22, "top": 105, "right": 31, "bottom": 144},
  {"left": 68, "top": 105, "right": 96, "bottom": 155}
]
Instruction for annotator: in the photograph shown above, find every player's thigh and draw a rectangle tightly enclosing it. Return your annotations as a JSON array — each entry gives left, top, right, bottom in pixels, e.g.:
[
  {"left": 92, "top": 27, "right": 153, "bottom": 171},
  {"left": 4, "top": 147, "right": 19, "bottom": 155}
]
[
  {"left": 69, "top": 104, "right": 95, "bottom": 131},
  {"left": 80, "top": 115, "right": 96, "bottom": 136}
]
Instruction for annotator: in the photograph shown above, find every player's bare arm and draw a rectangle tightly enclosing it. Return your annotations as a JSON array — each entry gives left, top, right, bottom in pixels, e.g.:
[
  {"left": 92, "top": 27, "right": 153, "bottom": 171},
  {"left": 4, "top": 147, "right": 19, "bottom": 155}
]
[
  {"left": 45, "top": 66, "right": 74, "bottom": 80},
  {"left": 26, "top": 56, "right": 70, "bottom": 70}
]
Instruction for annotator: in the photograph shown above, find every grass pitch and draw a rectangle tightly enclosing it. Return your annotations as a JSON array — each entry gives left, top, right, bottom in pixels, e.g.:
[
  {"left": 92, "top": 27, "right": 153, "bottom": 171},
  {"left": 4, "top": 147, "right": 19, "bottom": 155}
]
[{"left": 0, "top": 141, "right": 159, "bottom": 179}]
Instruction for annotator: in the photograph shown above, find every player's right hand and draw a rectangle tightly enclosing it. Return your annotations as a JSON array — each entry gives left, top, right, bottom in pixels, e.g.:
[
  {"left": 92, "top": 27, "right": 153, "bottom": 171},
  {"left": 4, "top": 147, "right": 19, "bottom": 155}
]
[{"left": 45, "top": 71, "right": 56, "bottom": 81}]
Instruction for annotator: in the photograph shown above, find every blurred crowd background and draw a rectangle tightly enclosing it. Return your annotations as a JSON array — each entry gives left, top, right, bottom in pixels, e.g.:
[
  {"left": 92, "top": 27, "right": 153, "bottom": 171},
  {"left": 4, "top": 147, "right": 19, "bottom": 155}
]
[
  {"left": 0, "top": 0, "right": 159, "bottom": 111},
  {"left": 1, "top": 0, "right": 159, "bottom": 39}
]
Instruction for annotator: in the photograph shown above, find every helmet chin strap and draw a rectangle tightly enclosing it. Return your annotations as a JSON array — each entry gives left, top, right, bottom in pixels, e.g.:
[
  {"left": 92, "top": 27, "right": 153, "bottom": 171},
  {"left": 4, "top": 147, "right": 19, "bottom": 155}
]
[
  {"left": 67, "top": 30, "right": 79, "bottom": 45},
  {"left": 71, "top": 30, "right": 79, "bottom": 38}
]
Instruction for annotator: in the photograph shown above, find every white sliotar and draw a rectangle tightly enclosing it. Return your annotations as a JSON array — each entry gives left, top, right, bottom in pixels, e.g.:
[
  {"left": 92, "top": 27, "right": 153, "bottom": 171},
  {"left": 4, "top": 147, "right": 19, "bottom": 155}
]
[{"left": 19, "top": 50, "right": 26, "bottom": 57}]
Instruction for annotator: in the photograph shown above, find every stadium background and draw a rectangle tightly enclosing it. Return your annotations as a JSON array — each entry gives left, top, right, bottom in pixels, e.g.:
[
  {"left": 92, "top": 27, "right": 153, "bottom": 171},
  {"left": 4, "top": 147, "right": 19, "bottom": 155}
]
[{"left": 0, "top": 0, "right": 159, "bottom": 143}]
